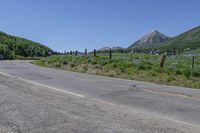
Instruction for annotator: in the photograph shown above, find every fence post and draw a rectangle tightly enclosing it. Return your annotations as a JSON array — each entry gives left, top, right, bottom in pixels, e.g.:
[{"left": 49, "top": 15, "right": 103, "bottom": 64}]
[
  {"left": 85, "top": 49, "right": 87, "bottom": 56},
  {"left": 94, "top": 49, "right": 96, "bottom": 57},
  {"left": 131, "top": 50, "right": 133, "bottom": 62},
  {"left": 121, "top": 49, "right": 124, "bottom": 53},
  {"left": 109, "top": 49, "right": 112, "bottom": 59},
  {"left": 192, "top": 56, "right": 195, "bottom": 70},
  {"left": 160, "top": 54, "right": 166, "bottom": 67}
]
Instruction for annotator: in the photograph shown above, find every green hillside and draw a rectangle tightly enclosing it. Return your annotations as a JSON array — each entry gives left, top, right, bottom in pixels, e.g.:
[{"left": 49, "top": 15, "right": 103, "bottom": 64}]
[
  {"left": 157, "top": 26, "right": 200, "bottom": 50},
  {"left": 0, "top": 31, "right": 53, "bottom": 59}
]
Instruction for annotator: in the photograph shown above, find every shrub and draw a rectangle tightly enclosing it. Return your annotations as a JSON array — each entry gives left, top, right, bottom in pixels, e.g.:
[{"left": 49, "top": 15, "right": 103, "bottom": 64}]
[
  {"left": 183, "top": 68, "right": 192, "bottom": 79},
  {"left": 55, "top": 63, "right": 61, "bottom": 68},
  {"left": 87, "top": 58, "right": 92, "bottom": 64},
  {"left": 137, "top": 64, "right": 146, "bottom": 70},
  {"left": 61, "top": 60, "right": 68, "bottom": 65},
  {"left": 137, "top": 61, "right": 153, "bottom": 70},
  {"left": 92, "top": 60, "right": 98, "bottom": 65},
  {"left": 111, "top": 63, "right": 118, "bottom": 68},
  {"left": 149, "top": 71, "right": 157, "bottom": 76},
  {"left": 99, "top": 60, "right": 108, "bottom": 66},
  {"left": 175, "top": 69, "right": 182, "bottom": 75},
  {"left": 70, "top": 63, "right": 75, "bottom": 68},
  {"left": 192, "top": 69, "right": 200, "bottom": 77}
]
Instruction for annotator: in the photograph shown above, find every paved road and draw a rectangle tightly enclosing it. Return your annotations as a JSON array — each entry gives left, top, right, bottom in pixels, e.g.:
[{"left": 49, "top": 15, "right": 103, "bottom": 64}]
[{"left": 0, "top": 60, "right": 200, "bottom": 132}]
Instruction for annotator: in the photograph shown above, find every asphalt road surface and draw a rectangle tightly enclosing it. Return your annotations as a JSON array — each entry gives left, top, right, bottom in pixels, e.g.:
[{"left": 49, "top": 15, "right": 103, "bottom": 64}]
[{"left": 0, "top": 60, "right": 200, "bottom": 133}]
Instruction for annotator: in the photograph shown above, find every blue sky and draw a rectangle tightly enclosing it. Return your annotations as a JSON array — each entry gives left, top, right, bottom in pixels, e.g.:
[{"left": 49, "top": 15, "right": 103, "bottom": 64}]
[{"left": 0, "top": 0, "right": 200, "bottom": 52}]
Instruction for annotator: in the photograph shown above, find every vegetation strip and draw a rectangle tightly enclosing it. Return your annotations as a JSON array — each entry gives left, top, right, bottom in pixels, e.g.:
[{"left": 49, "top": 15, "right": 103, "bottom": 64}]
[{"left": 34, "top": 51, "right": 200, "bottom": 89}]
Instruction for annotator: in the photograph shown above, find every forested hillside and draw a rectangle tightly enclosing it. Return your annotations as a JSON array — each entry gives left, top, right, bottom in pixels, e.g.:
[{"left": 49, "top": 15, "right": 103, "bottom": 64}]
[
  {"left": 0, "top": 31, "right": 53, "bottom": 59},
  {"left": 157, "top": 26, "right": 200, "bottom": 50}
]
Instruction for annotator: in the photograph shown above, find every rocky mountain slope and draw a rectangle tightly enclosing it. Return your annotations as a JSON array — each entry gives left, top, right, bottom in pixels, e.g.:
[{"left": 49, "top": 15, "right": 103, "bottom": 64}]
[{"left": 128, "top": 31, "right": 171, "bottom": 49}]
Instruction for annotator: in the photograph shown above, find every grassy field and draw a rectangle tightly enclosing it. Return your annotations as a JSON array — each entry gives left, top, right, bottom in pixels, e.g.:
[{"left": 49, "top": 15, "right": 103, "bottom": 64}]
[{"left": 33, "top": 52, "right": 200, "bottom": 89}]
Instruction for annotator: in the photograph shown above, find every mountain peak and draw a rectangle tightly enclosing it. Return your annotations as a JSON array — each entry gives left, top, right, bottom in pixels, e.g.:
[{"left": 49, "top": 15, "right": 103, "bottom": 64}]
[
  {"left": 149, "top": 30, "right": 165, "bottom": 36},
  {"left": 152, "top": 30, "right": 159, "bottom": 33},
  {"left": 128, "top": 31, "right": 171, "bottom": 49}
]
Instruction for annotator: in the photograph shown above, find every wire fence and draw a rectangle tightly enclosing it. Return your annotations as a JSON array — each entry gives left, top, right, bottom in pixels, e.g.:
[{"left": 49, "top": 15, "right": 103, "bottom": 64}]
[
  {"left": 92, "top": 52, "right": 199, "bottom": 70},
  {"left": 59, "top": 49, "right": 200, "bottom": 72}
]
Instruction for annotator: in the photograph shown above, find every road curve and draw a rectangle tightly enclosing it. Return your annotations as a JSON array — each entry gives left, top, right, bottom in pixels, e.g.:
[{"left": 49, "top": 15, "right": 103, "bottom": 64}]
[{"left": 0, "top": 60, "right": 200, "bottom": 133}]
